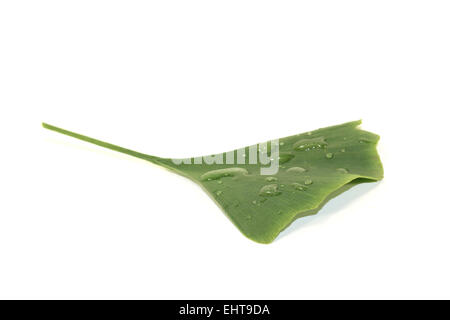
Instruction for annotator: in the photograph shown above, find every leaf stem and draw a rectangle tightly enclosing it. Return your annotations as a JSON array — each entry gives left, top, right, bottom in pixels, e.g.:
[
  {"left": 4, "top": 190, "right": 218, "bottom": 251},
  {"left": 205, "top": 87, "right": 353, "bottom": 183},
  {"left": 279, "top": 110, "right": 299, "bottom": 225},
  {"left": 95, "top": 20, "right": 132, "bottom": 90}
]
[{"left": 42, "top": 122, "right": 159, "bottom": 163}]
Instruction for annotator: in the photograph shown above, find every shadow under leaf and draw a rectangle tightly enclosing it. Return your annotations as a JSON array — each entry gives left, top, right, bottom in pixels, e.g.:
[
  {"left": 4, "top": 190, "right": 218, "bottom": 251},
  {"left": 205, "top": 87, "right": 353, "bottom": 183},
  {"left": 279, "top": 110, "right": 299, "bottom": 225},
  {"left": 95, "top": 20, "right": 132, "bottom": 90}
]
[{"left": 277, "top": 178, "right": 379, "bottom": 241}]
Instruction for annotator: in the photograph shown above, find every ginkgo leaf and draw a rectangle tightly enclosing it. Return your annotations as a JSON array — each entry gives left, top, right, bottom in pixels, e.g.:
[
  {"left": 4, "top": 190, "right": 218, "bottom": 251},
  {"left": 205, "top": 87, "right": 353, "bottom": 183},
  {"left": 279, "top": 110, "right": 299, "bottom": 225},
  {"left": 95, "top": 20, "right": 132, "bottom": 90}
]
[{"left": 43, "top": 120, "right": 383, "bottom": 244}]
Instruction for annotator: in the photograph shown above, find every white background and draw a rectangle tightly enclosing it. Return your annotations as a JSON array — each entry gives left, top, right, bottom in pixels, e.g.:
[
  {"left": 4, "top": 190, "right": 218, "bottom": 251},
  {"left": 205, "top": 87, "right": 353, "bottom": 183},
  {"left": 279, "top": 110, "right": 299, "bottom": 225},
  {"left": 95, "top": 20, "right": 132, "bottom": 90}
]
[{"left": 1, "top": 1, "right": 449, "bottom": 299}]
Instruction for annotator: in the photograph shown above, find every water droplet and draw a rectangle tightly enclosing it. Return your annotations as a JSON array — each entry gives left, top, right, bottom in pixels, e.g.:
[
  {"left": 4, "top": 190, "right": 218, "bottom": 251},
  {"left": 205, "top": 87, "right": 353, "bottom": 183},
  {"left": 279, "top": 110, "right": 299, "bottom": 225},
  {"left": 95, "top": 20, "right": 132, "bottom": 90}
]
[
  {"left": 286, "top": 166, "right": 306, "bottom": 173},
  {"left": 280, "top": 142, "right": 285, "bottom": 146},
  {"left": 336, "top": 168, "right": 349, "bottom": 174},
  {"left": 252, "top": 200, "right": 257, "bottom": 205},
  {"left": 307, "top": 131, "right": 312, "bottom": 136},
  {"left": 215, "top": 190, "right": 223, "bottom": 196},
  {"left": 359, "top": 138, "right": 372, "bottom": 144},
  {"left": 259, "top": 184, "right": 282, "bottom": 197},
  {"left": 293, "top": 137, "right": 328, "bottom": 151},
  {"left": 280, "top": 184, "right": 285, "bottom": 188},
  {"left": 304, "top": 178, "right": 313, "bottom": 185},
  {"left": 291, "top": 182, "right": 307, "bottom": 191},
  {"left": 246, "top": 215, "right": 252, "bottom": 220},
  {"left": 265, "top": 177, "right": 278, "bottom": 182},
  {"left": 340, "top": 148, "right": 346, "bottom": 153},
  {"left": 217, "top": 180, "right": 223, "bottom": 184},
  {"left": 201, "top": 167, "right": 248, "bottom": 181},
  {"left": 326, "top": 152, "right": 334, "bottom": 159},
  {"left": 278, "top": 153, "right": 294, "bottom": 164}
]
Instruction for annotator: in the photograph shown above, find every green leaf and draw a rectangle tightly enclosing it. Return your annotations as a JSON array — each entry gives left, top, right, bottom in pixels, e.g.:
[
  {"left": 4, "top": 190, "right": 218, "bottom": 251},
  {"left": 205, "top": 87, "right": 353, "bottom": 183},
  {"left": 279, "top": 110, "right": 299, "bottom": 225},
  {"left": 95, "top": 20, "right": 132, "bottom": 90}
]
[{"left": 42, "top": 120, "right": 383, "bottom": 244}]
